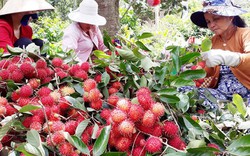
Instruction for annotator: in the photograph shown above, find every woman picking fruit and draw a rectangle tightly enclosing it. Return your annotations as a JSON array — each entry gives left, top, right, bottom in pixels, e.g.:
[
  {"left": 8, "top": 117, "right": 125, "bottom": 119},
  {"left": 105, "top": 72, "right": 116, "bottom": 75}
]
[{"left": 179, "top": 0, "right": 250, "bottom": 110}]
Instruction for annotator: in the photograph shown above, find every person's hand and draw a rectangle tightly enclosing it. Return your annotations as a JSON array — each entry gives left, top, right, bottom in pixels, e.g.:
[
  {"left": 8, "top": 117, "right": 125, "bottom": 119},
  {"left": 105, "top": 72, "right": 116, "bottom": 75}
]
[{"left": 201, "top": 49, "right": 241, "bottom": 67}]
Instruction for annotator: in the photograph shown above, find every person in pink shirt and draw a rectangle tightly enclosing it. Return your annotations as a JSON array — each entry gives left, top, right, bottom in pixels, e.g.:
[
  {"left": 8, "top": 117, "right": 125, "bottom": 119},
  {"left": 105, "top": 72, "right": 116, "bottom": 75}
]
[{"left": 62, "top": 0, "right": 108, "bottom": 63}]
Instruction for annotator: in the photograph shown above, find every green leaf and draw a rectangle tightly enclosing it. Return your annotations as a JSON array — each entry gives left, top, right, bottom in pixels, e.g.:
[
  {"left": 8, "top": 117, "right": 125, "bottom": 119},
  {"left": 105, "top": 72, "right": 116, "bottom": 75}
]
[
  {"left": 93, "top": 125, "right": 111, "bottom": 156},
  {"left": 227, "top": 103, "right": 237, "bottom": 115},
  {"left": 102, "top": 72, "right": 111, "bottom": 86},
  {"left": 201, "top": 38, "right": 212, "bottom": 52},
  {"left": 179, "top": 69, "right": 206, "bottom": 80},
  {"left": 211, "top": 122, "right": 226, "bottom": 140},
  {"left": 188, "top": 139, "right": 206, "bottom": 148},
  {"left": 24, "top": 143, "right": 41, "bottom": 156},
  {"left": 27, "top": 129, "right": 42, "bottom": 147},
  {"left": 93, "top": 50, "right": 111, "bottom": 59},
  {"left": 232, "top": 94, "right": 247, "bottom": 118},
  {"left": 187, "top": 147, "right": 219, "bottom": 156},
  {"left": 71, "top": 136, "right": 90, "bottom": 154},
  {"left": 74, "top": 83, "right": 84, "bottom": 96},
  {"left": 19, "top": 105, "right": 41, "bottom": 113},
  {"left": 135, "top": 41, "right": 151, "bottom": 51},
  {"left": 180, "top": 52, "right": 200, "bottom": 65},
  {"left": 137, "top": 32, "right": 153, "bottom": 39},
  {"left": 65, "top": 96, "right": 86, "bottom": 111},
  {"left": 170, "top": 78, "right": 195, "bottom": 87},
  {"left": 141, "top": 57, "right": 160, "bottom": 71},
  {"left": 132, "top": 47, "right": 147, "bottom": 59},
  {"left": 15, "top": 143, "right": 35, "bottom": 156},
  {"left": 64, "top": 132, "right": 90, "bottom": 155},
  {"left": 101, "top": 152, "right": 127, "bottom": 156},
  {"left": 116, "top": 46, "right": 139, "bottom": 62},
  {"left": 157, "top": 88, "right": 178, "bottom": 96},
  {"left": 183, "top": 116, "right": 203, "bottom": 135},
  {"left": 0, "top": 119, "right": 14, "bottom": 140},
  {"left": 227, "top": 135, "right": 250, "bottom": 156},
  {"left": 140, "top": 75, "right": 147, "bottom": 87},
  {"left": 160, "top": 95, "right": 180, "bottom": 103},
  {"left": 75, "top": 119, "right": 90, "bottom": 137}
]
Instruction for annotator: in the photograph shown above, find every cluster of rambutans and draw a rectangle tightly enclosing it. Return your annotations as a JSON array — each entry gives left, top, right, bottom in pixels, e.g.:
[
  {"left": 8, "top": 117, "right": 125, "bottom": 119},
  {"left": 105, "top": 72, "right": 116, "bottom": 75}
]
[
  {"left": 190, "top": 61, "right": 206, "bottom": 87},
  {"left": 99, "top": 87, "right": 186, "bottom": 155},
  {"left": 0, "top": 54, "right": 186, "bottom": 155}
]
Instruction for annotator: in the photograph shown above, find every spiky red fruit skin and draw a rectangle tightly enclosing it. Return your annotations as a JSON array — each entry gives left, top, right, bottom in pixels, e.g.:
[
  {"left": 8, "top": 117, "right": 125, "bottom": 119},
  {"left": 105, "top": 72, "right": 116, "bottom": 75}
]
[
  {"left": 29, "top": 121, "right": 42, "bottom": 131},
  {"left": 151, "top": 102, "right": 165, "bottom": 117},
  {"left": 65, "top": 120, "right": 77, "bottom": 135},
  {"left": 145, "top": 137, "right": 162, "bottom": 153},
  {"left": 94, "top": 74, "right": 102, "bottom": 83},
  {"left": 112, "top": 81, "right": 122, "bottom": 90},
  {"left": 28, "top": 78, "right": 40, "bottom": 89},
  {"left": 74, "top": 70, "right": 88, "bottom": 80},
  {"left": 107, "top": 95, "right": 119, "bottom": 107},
  {"left": 90, "top": 99, "right": 103, "bottom": 110},
  {"left": 108, "top": 87, "right": 118, "bottom": 95},
  {"left": 37, "top": 87, "right": 51, "bottom": 97},
  {"left": 116, "top": 98, "right": 131, "bottom": 112},
  {"left": 80, "top": 62, "right": 90, "bottom": 72},
  {"left": 69, "top": 64, "right": 81, "bottom": 76},
  {"left": 132, "top": 146, "right": 146, "bottom": 156},
  {"left": 118, "top": 120, "right": 135, "bottom": 136},
  {"left": 83, "top": 79, "right": 97, "bottom": 92},
  {"left": 19, "top": 85, "right": 33, "bottom": 98},
  {"left": 137, "top": 94, "right": 152, "bottom": 110},
  {"left": 52, "top": 57, "right": 63, "bottom": 67},
  {"left": 36, "top": 59, "right": 47, "bottom": 69},
  {"left": 10, "top": 69, "right": 24, "bottom": 82},
  {"left": 51, "top": 121, "right": 65, "bottom": 133},
  {"left": 0, "top": 106, "right": 6, "bottom": 115},
  {"left": 36, "top": 68, "right": 48, "bottom": 80},
  {"left": 88, "top": 88, "right": 102, "bottom": 102},
  {"left": 168, "top": 136, "right": 186, "bottom": 150},
  {"left": 41, "top": 95, "right": 55, "bottom": 106},
  {"left": 20, "top": 62, "right": 36, "bottom": 78},
  {"left": 100, "top": 109, "right": 111, "bottom": 121},
  {"left": 51, "top": 131, "right": 65, "bottom": 145},
  {"left": 142, "top": 110, "right": 156, "bottom": 127},
  {"left": 115, "top": 136, "right": 132, "bottom": 152},
  {"left": 162, "top": 121, "right": 179, "bottom": 138},
  {"left": 17, "top": 97, "right": 31, "bottom": 107},
  {"left": 128, "top": 104, "right": 144, "bottom": 122},
  {"left": 5, "top": 104, "right": 17, "bottom": 116},
  {"left": 0, "top": 69, "right": 10, "bottom": 80},
  {"left": 136, "top": 87, "right": 151, "bottom": 97},
  {"left": 111, "top": 109, "right": 127, "bottom": 123},
  {"left": 0, "top": 97, "right": 8, "bottom": 106},
  {"left": 58, "top": 142, "right": 74, "bottom": 155}
]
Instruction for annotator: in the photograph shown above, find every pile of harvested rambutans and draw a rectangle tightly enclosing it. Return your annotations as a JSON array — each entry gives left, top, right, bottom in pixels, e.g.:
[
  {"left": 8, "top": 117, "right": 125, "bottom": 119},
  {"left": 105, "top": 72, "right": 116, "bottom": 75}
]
[{"left": 0, "top": 54, "right": 186, "bottom": 156}]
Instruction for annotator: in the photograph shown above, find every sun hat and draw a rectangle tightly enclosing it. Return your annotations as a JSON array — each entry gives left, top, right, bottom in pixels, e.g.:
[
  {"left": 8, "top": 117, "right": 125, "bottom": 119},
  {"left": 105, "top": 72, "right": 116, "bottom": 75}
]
[
  {"left": 190, "top": 0, "right": 247, "bottom": 28},
  {"left": 0, "top": 0, "right": 54, "bottom": 16},
  {"left": 68, "top": 0, "right": 106, "bottom": 26}
]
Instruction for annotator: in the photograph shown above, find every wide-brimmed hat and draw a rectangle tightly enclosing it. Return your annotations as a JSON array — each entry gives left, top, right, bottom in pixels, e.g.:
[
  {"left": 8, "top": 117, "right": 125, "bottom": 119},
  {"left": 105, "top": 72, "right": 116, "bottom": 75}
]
[
  {"left": 68, "top": 0, "right": 106, "bottom": 26},
  {"left": 0, "top": 0, "right": 54, "bottom": 16},
  {"left": 190, "top": 0, "right": 247, "bottom": 28}
]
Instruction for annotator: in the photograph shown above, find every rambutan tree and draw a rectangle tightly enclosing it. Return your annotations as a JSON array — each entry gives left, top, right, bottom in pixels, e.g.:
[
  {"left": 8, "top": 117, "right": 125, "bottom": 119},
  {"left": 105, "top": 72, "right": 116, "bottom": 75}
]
[{"left": 0, "top": 33, "right": 250, "bottom": 156}]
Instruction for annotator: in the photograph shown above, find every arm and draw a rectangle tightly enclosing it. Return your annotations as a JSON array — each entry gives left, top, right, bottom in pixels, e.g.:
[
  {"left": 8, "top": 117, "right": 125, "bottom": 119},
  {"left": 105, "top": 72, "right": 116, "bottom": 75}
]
[
  {"left": 96, "top": 27, "right": 108, "bottom": 51},
  {"left": 62, "top": 24, "right": 79, "bottom": 52},
  {"left": 0, "top": 25, "right": 13, "bottom": 53}
]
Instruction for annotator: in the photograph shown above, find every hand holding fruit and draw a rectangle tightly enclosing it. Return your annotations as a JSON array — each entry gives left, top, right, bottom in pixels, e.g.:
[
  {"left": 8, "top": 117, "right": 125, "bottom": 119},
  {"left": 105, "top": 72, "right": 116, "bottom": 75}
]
[{"left": 201, "top": 49, "right": 241, "bottom": 67}]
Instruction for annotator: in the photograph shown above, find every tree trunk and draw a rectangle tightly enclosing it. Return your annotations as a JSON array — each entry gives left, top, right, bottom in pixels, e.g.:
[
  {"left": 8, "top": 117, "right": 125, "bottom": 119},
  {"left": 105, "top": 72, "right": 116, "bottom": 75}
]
[{"left": 96, "top": 0, "right": 120, "bottom": 37}]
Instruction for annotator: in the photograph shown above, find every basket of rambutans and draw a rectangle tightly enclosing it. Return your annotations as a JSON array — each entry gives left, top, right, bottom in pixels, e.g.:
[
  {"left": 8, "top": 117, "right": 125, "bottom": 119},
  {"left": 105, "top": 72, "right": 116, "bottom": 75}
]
[{"left": 0, "top": 40, "right": 191, "bottom": 156}]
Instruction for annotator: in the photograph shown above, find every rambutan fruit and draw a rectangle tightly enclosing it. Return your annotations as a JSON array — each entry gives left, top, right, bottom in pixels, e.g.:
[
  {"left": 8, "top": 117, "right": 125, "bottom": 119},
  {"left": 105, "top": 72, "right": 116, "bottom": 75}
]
[
  {"left": 51, "top": 131, "right": 65, "bottom": 145},
  {"left": 0, "top": 96, "right": 8, "bottom": 106},
  {"left": 100, "top": 109, "right": 111, "bottom": 121},
  {"left": 36, "top": 59, "right": 47, "bottom": 69},
  {"left": 52, "top": 57, "right": 63, "bottom": 67},
  {"left": 19, "top": 85, "right": 33, "bottom": 98},
  {"left": 151, "top": 102, "right": 165, "bottom": 117},
  {"left": 141, "top": 110, "right": 156, "bottom": 127},
  {"left": 115, "top": 136, "right": 132, "bottom": 152},
  {"left": 28, "top": 78, "right": 40, "bottom": 89},
  {"left": 128, "top": 104, "right": 144, "bottom": 122},
  {"left": 136, "top": 87, "right": 151, "bottom": 97},
  {"left": 0, "top": 69, "right": 10, "bottom": 80},
  {"left": 37, "top": 87, "right": 51, "bottom": 97},
  {"left": 83, "top": 79, "right": 97, "bottom": 92},
  {"left": 80, "top": 62, "right": 90, "bottom": 72},
  {"left": 132, "top": 146, "right": 146, "bottom": 156},
  {"left": 88, "top": 88, "right": 102, "bottom": 102},
  {"left": 10, "top": 69, "right": 24, "bottom": 82},
  {"left": 108, "top": 87, "right": 118, "bottom": 95},
  {"left": 168, "top": 136, "right": 186, "bottom": 150},
  {"left": 162, "top": 120, "right": 179, "bottom": 138},
  {"left": 111, "top": 109, "right": 127, "bottom": 123},
  {"left": 20, "top": 62, "right": 36, "bottom": 78},
  {"left": 116, "top": 98, "right": 131, "bottom": 112},
  {"left": 74, "top": 69, "right": 88, "bottom": 80},
  {"left": 145, "top": 137, "right": 162, "bottom": 153},
  {"left": 107, "top": 95, "right": 119, "bottom": 107},
  {"left": 29, "top": 121, "right": 42, "bottom": 131},
  {"left": 137, "top": 94, "right": 153, "bottom": 110},
  {"left": 65, "top": 120, "right": 78, "bottom": 135},
  {"left": 118, "top": 120, "right": 135, "bottom": 136},
  {"left": 90, "top": 99, "right": 103, "bottom": 110},
  {"left": 58, "top": 142, "right": 74, "bottom": 156}
]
